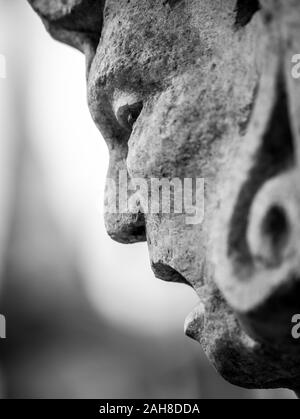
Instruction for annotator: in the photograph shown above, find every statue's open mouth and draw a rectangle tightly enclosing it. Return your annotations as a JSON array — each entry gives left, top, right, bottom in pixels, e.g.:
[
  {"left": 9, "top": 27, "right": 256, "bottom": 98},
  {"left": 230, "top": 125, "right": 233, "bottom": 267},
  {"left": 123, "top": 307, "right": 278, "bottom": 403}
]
[{"left": 150, "top": 260, "right": 205, "bottom": 342}]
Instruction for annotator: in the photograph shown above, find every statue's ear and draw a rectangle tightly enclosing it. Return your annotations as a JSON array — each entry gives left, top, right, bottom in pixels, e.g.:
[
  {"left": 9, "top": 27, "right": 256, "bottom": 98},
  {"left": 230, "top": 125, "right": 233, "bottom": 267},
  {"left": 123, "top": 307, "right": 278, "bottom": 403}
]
[{"left": 27, "top": 0, "right": 106, "bottom": 53}]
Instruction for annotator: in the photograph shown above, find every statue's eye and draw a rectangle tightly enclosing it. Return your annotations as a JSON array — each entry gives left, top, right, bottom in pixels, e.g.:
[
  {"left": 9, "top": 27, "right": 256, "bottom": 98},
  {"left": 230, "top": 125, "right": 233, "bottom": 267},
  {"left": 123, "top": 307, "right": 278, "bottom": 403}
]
[{"left": 116, "top": 102, "right": 143, "bottom": 131}]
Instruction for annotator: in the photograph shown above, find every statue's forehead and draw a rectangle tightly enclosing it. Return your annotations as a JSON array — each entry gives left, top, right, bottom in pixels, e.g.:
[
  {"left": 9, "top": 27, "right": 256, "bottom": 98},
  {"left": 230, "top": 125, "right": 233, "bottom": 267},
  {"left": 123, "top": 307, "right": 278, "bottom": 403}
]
[
  {"left": 27, "top": 0, "right": 227, "bottom": 35},
  {"left": 27, "top": 0, "right": 260, "bottom": 54},
  {"left": 98, "top": 0, "right": 239, "bottom": 60}
]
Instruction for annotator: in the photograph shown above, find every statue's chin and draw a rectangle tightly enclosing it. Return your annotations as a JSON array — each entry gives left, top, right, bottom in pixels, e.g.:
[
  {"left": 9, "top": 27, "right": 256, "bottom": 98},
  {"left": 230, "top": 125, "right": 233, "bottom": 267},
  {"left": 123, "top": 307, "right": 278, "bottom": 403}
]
[{"left": 184, "top": 301, "right": 205, "bottom": 343}]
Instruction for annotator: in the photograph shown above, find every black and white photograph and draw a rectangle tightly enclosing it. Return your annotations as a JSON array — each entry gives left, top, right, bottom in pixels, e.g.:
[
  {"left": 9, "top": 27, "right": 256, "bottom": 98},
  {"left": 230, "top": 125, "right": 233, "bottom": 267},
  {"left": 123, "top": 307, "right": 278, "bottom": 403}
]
[{"left": 0, "top": 0, "right": 300, "bottom": 402}]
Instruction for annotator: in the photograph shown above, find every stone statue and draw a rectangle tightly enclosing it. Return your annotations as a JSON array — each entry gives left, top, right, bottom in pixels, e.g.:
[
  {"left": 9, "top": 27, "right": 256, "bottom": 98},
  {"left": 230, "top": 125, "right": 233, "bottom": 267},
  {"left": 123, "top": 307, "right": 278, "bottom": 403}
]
[{"left": 27, "top": 0, "right": 300, "bottom": 393}]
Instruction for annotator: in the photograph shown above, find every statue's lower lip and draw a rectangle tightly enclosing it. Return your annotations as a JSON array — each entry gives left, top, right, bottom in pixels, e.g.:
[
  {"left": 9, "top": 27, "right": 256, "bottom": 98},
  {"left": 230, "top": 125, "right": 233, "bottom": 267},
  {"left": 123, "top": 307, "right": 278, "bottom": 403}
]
[{"left": 184, "top": 302, "right": 205, "bottom": 342}]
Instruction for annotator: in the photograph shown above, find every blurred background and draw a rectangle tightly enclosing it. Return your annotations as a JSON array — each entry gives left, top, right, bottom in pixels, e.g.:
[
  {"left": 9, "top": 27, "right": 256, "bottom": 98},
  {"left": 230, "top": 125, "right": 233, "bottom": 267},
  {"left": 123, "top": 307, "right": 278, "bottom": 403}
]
[{"left": 0, "top": 0, "right": 295, "bottom": 399}]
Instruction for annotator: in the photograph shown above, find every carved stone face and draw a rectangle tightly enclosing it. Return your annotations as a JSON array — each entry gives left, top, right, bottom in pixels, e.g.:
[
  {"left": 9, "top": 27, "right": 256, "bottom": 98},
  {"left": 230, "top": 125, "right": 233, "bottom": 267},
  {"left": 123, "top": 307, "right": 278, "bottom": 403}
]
[{"left": 28, "top": 0, "right": 300, "bottom": 390}]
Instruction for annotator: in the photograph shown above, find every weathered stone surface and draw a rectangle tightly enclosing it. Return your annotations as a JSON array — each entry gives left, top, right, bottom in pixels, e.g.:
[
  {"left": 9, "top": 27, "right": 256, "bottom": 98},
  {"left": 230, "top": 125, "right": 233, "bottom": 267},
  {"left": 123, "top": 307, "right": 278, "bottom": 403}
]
[{"left": 27, "top": 0, "right": 300, "bottom": 391}]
